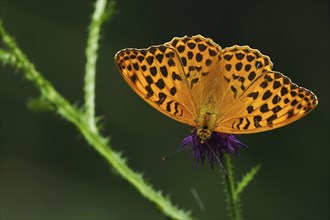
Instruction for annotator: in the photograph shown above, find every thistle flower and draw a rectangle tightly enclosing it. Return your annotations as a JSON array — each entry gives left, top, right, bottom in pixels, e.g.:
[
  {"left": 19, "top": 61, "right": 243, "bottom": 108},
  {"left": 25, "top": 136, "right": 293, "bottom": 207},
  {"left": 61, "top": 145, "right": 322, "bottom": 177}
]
[{"left": 180, "top": 130, "right": 247, "bottom": 168}]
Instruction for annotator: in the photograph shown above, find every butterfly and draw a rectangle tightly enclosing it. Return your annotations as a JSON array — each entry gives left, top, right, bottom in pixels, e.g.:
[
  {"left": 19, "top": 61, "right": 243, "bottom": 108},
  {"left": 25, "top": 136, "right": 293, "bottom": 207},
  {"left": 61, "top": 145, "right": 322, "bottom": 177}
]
[{"left": 114, "top": 35, "right": 318, "bottom": 164}]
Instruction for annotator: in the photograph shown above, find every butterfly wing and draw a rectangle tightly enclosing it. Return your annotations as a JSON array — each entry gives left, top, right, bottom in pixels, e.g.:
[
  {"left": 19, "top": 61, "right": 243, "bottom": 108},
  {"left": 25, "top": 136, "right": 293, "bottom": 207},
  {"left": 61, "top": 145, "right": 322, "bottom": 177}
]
[
  {"left": 165, "top": 35, "right": 226, "bottom": 116},
  {"left": 214, "top": 46, "right": 318, "bottom": 133},
  {"left": 115, "top": 45, "right": 197, "bottom": 126}
]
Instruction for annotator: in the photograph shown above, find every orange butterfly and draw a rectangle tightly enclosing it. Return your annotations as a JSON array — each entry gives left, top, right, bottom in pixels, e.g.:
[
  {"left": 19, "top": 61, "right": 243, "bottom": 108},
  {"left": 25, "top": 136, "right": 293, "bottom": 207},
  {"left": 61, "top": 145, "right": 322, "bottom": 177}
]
[{"left": 115, "top": 35, "right": 318, "bottom": 166}]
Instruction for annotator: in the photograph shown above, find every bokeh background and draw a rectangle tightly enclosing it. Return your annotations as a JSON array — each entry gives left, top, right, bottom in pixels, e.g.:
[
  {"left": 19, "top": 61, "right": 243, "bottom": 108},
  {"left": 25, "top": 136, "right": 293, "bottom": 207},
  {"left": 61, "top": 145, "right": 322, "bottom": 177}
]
[{"left": 1, "top": 1, "right": 329, "bottom": 219}]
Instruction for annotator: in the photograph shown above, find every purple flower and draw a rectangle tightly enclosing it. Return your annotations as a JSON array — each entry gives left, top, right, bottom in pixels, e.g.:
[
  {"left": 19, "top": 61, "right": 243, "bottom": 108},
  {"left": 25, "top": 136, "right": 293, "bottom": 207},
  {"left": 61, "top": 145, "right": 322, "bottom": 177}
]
[{"left": 180, "top": 130, "right": 247, "bottom": 168}]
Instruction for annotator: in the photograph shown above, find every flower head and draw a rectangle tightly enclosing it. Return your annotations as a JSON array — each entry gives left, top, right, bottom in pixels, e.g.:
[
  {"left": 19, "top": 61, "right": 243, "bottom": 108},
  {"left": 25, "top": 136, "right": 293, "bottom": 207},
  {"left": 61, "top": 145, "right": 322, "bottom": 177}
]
[{"left": 180, "top": 130, "right": 247, "bottom": 168}]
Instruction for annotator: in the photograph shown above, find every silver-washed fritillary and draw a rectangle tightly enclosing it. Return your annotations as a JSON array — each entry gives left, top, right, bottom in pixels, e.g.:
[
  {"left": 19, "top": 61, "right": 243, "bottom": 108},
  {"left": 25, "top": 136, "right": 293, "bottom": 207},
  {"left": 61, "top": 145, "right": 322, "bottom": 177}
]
[{"left": 115, "top": 35, "right": 318, "bottom": 144}]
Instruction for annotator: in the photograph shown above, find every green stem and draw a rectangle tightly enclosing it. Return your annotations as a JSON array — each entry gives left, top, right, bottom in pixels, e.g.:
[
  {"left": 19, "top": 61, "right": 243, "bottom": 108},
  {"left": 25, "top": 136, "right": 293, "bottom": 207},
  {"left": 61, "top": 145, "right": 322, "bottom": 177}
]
[
  {"left": 0, "top": 15, "right": 192, "bottom": 220},
  {"left": 84, "top": 0, "right": 110, "bottom": 133},
  {"left": 223, "top": 154, "right": 242, "bottom": 220}
]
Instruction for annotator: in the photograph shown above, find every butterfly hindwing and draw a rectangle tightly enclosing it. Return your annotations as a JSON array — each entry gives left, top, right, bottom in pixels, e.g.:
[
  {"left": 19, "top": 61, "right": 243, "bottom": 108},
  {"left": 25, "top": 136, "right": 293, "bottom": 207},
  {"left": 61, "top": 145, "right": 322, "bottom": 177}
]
[
  {"left": 165, "top": 35, "right": 222, "bottom": 89},
  {"left": 214, "top": 46, "right": 317, "bottom": 133}
]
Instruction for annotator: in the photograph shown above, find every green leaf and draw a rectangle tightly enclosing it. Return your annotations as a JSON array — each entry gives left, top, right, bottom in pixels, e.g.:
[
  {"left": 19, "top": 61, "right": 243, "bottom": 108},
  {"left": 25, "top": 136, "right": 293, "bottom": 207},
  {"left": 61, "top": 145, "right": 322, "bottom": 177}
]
[
  {"left": 27, "top": 97, "right": 55, "bottom": 112},
  {"left": 234, "top": 164, "right": 261, "bottom": 199}
]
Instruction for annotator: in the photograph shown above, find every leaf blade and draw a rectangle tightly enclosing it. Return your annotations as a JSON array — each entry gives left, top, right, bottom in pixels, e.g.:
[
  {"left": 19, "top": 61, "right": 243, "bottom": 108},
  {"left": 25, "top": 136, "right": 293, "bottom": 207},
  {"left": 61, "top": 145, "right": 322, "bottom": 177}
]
[{"left": 234, "top": 164, "right": 261, "bottom": 199}]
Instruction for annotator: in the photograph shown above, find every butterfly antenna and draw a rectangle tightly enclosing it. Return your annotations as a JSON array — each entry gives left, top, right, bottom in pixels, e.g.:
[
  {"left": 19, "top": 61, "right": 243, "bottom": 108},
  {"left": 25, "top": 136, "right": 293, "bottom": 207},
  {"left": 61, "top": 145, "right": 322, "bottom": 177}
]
[
  {"left": 163, "top": 139, "right": 196, "bottom": 160},
  {"left": 205, "top": 141, "right": 229, "bottom": 176},
  {"left": 162, "top": 149, "right": 181, "bottom": 161}
]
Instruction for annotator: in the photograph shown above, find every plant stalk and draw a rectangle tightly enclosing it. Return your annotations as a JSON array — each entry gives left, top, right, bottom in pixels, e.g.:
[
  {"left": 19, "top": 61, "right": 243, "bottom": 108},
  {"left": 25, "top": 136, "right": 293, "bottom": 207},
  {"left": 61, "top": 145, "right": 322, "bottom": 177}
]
[{"left": 223, "top": 154, "right": 242, "bottom": 220}]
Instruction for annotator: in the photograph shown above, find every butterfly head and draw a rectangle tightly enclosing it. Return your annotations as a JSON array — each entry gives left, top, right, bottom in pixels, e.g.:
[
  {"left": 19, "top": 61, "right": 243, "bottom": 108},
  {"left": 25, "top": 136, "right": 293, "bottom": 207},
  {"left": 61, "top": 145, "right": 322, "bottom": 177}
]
[{"left": 196, "top": 127, "right": 211, "bottom": 143}]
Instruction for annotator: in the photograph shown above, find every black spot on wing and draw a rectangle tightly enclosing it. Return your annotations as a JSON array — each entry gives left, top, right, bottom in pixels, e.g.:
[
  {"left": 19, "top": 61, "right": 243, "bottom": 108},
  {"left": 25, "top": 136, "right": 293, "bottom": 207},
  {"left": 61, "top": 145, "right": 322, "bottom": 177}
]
[
  {"left": 248, "top": 71, "right": 256, "bottom": 81},
  {"left": 291, "top": 99, "right": 298, "bottom": 106},
  {"left": 272, "top": 95, "right": 281, "bottom": 104},
  {"left": 247, "top": 91, "right": 259, "bottom": 100},
  {"left": 170, "top": 87, "right": 177, "bottom": 96},
  {"left": 196, "top": 53, "right": 203, "bottom": 62},
  {"left": 245, "top": 64, "right": 251, "bottom": 71},
  {"left": 198, "top": 43, "right": 207, "bottom": 51},
  {"left": 130, "top": 73, "right": 137, "bottom": 83},
  {"left": 273, "top": 81, "right": 281, "bottom": 89},
  {"left": 266, "top": 114, "right": 277, "bottom": 125},
  {"left": 145, "top": 85, "right": 154, "bottom": 98},
  {"left": 281, "top": 87, "right": 289, "bottom": 96},
  {"left": 225, "top": 64, "right": 232, "bottom": 71},
  {"left": 190, "top": 78, "right": 199, "bottom": 88},
  {"left": 237, "top": 118, "right": 243, "bottom": 129},
  {"left": 156, "top": 54, "right": 164, "bottom": 63},
  {"left": 173, "top": 102, "right": 180, "bottom": 115},
  {"left": 208, "top": 48, "right": 217, "bottom": 56},
  {"left": 155, "top": 92, "right": 167, "bottom": 105},
  {"left": 146, "top": 56, "right": 154, "bottom": 65},
  {"left": 187, "top": 42, "right": 196, "bottom": 49},
  {"left": 166, "top": 100, "right": 173, "bottom": 112},
  {"left": 224, "top": 54, "right": 233, "bottom": 61},
  {"left": 133, "top": 63, "right": 139, "bottom": 71},
  {"left": 172, "top": 71, "right": 182, "bottom": 81},
  {"left": 168, "top": 59, "right": 176, "bottom": 67},
  {"left": 243, "top": 118, "right": 251, "bottom": 130},
  {"left": 181, "top": 57, "right": 187, "bottom": 66},
  {"left": 155, "top": 79, "right": 165, "bottom": 89},
  {"left": 231, "top": 86, "right": 237, "bottom": 98},
  {"left": 290, "top": 91, "right": 297, "bottom": 97},
  {"left": 262, "top": 90, "right": 272, "bottom": 100},
  {"left": 235, "top": 62, "right": 243, "bottom": 71},
  {"left": 246, "top": 55, "right": 255, "bottom": 62},
  {"left": 260, "top": 103, "right": 269, "bottom": 113},
  {"left": 137, "top": 56, "right": 144, "bottom": 63},
  {"left": 160, "top": 66, "right": 168, "bottom": 77},
  {"left": 260, "top": 81, "right": 268, "bottom": 88},
  {"left": 171, "top": 39, "right": 179, "bottom": 47},
  {"left": 235, "top": 52, "right": 245, "bottom": 60},
  {"left": 177, "top": 45, "right": 185, "bottom": 53},
  {"left": 145, "top": 75, "right": 153, "bottom": 84},
  {"left": 247, "top": 105, "right": 254, "bottom": 113},
  {"left": 253, "top": 115, "right": 262, "bottom": 128},
  {"left": 165, "top": 51, "right": 175, "bottom": 59},
  {"left": 272, "top": 105, "right": 282, "bottom": 113},
  {"left": 150, "top": 66, "right": 157, "bottom": 76},
  {"left": 187, "top": 51, "right": 194, "bottom": 59},
  {"left": 205, "top": 59, "right": 212, "bottom": 66}
]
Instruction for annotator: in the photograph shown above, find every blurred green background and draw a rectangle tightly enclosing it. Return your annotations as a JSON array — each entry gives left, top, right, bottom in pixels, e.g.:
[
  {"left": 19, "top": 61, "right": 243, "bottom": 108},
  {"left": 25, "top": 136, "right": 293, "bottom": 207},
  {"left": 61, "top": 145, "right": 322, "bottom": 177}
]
[{"left": 1, "top": 1, "right": 329, "bottom": 219}]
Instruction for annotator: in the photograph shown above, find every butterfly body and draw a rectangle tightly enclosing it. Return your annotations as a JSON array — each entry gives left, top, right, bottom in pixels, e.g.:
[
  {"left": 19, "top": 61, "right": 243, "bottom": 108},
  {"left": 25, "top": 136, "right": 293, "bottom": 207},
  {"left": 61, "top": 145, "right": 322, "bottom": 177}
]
[{"left": 195, "top": 97, "right": 218, "bottom": 142}]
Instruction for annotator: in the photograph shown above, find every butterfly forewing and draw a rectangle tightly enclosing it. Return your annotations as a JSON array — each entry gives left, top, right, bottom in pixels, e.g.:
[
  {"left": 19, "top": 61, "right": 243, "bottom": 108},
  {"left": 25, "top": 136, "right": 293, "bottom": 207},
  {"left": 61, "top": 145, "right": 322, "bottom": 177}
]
[{"left": 115, "top": 45, "right": 196, "bottom": 126}]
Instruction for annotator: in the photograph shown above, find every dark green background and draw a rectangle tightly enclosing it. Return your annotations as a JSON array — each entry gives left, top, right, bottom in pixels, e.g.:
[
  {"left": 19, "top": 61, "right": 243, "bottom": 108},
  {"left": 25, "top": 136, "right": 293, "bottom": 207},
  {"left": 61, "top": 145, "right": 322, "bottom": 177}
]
[{"left": 1, "top": 1, "right": 329, "bottom": 219}]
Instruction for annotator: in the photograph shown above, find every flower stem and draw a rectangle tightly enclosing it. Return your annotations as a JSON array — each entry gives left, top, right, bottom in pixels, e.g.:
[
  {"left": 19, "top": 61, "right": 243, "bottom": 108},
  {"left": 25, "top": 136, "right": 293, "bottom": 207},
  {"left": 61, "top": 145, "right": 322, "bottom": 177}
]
[
  {"left": 223, "top": 154, "right": 242, "bottom": 220},
  {"left": 84, "top": 0, "right": 113, "bottom": 133}
]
